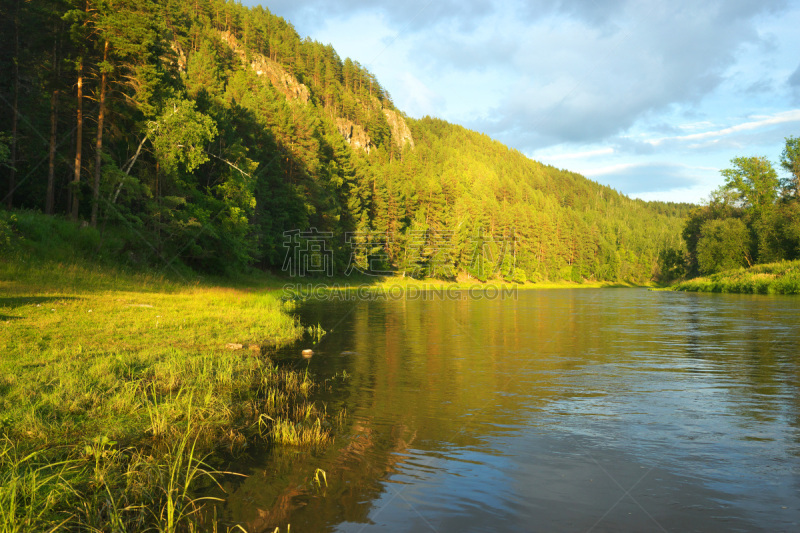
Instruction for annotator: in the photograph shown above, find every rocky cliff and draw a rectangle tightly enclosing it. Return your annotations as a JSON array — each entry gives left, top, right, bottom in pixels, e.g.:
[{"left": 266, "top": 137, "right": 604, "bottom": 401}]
[
  {"left": 217, "top": 30, "right": 414, "bottom": 152},
  {"left": 383, "top": 109, "right": 415, "bottom": 150},
  {"left": 218, "top": 30, "right": 310, "bottom": 103},
  {"left": 336, "top": 117, "right": 373, "bottom": 152}
]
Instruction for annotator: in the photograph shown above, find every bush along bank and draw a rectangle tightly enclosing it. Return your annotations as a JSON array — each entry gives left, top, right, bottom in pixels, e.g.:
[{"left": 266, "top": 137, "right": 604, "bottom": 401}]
[{"left": 672, "top": 260, "right": 800, "bottom": 294}]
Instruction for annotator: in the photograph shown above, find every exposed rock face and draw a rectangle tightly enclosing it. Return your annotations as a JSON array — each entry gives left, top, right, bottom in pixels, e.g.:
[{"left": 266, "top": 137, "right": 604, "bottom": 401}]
[
  {"left": 170, "top": 41, "right": 187, "bottom": 73},
  {"left": 217, "top": 30, "right": 310, "bottom": 103},
  {"left": 335, "top": 117, "right": 372, "bottom": 152},
  {"left": 215, "top": 30, "right": 414, "bottom": 152},
  {"left": 383, "top": 109, "right": 414, "bottom": 150}
]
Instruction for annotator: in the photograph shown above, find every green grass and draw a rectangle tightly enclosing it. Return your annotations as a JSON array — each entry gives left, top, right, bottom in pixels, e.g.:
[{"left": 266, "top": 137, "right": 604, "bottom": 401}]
[
  {"left": 0, "top": 210, "right": 336, "bottom": 531},
  {"left": 282, "top": 274, "right": 653, "bottom": 297},
  {"left": 672, "top": 260, "right": 800, "bottom": 294}
]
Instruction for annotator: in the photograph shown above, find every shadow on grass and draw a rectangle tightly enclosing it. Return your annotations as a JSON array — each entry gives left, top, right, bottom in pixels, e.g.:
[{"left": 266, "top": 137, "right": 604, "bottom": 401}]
[
  {"left": 0, "top": 295, "right": 79, "bottom": 310},
  {"left": 0, "top": 314, "right": 21, "bottom": 321}
]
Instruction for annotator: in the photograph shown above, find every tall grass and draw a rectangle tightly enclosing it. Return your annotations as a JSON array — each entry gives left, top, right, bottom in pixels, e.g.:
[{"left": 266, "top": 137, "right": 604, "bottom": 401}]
[
  {"left": 267, "top": 418, "right": 331, "bottom": 447},
  {"left": 154, "top": 405, "right": 221, "bottom": 533},
  {"left": 0, "top": 440, "right": 76, "bottom": 532},
  {"left": 673, "top": 260, "right": 800, "bottom": 294},
  {"left": 0, "top": 393, "right": 330, "bottom": 531},
  {"left": 0, "top": 211, "right": 338, "bottom": 531}
]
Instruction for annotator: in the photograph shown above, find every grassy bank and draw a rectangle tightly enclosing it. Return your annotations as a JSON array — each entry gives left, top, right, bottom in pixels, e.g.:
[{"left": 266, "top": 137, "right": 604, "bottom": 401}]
[
  {"left": 672, "top": 260, "right": 800, "bottom": 294},
  {"left": 1, "top": 212, "right": 336, "bottom": 531},
  {"left": 374, "top": 276, "right": 651, "bottom": 290},
  {"left": 281, "top": 274, "right": 652, "bottom": 296}
]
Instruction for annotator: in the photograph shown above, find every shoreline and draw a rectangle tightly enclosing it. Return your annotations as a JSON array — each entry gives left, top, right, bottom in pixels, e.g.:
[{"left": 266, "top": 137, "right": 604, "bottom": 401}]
[
  {"left": 671, "top": 260, "right": 800, "bottom": 295},
  {"left": 279, "top": 275, "right": 655, "bottom": 294}
]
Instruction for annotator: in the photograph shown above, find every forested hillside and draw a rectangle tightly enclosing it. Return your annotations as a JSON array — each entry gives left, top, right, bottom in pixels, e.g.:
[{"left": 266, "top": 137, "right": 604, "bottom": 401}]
[{"left": 0, "top": 0, "right": 690, "bottom": 282}]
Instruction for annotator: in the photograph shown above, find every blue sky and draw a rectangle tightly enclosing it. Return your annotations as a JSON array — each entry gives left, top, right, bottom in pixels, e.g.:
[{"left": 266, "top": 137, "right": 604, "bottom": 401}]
[{"left": 244, "top": 1, "right": 800, "bottom": 204}]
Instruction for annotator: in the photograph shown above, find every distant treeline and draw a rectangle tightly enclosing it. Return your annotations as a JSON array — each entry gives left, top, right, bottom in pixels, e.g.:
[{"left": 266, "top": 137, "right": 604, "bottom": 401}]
[{"left": 0, "top": 0, "right": 690, "bottom": 282}]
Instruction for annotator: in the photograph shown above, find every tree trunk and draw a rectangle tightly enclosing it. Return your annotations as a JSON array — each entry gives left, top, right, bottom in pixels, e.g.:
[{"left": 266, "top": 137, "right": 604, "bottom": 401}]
[
  {"left": 46, "top": 27, "right": 60, "bottom": 215},
  {"left": 91, "top": 40, "right": 108, "bottom": 227},
  {"left": 70, "top": 0, "right": 90, "bottom": 221},
  {"left": 71, "top": 56, "right": 83, "bottom": 221},
  {"left": 6, "top": 1, "right": 20, "bottom": 210},
  {"left": 156, "top": 161, "right": 162, "bottom": 256},
  {"left": 46, "top": 90, "right": 59, "bottom": 214}
]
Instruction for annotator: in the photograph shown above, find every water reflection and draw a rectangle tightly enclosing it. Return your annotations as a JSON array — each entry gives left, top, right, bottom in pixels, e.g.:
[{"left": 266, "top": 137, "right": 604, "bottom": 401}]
[{"left": 213, "top": 289, "right": 800, "bottom": 532}]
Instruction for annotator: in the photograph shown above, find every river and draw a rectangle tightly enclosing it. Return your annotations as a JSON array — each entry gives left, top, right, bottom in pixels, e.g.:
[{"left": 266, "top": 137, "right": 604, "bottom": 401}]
[{"left": 213, "top": 288, "right": 800, "bottom": 532}]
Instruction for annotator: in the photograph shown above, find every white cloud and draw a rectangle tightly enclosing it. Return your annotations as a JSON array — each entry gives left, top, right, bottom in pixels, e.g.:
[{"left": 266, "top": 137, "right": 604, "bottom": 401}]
[
  {"left": 586, "top": 162, "right": 645, "bottom": 176},
  {"left": 471, "top": 0, "right": 791, "bottom": 148},
  {"left": 648, "top": 109, "right": 800, "bottom": 146},
  {"left": 581, "top": 162, "right": 714, "bottom": 194},
  {"left": 552, "top": 147, "right": 615, "bottom": 160},
  {"left": 532, "top": 147, "right": 617, "bottom": 171},
  {"left": 678, "top": 121, "right": 717, "bottom": 131},
  {"left": 396, "top": 72, "right": 442, "bottom": 118}
]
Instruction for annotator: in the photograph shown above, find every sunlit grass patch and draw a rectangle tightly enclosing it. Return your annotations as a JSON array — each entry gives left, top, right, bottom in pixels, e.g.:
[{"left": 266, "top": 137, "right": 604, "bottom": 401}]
[
  {"left": 672, "top": 259, "right": 800, "bottom": 294},
  {"left": 266, "top": 417, "right": 332, "bottom": 447}
]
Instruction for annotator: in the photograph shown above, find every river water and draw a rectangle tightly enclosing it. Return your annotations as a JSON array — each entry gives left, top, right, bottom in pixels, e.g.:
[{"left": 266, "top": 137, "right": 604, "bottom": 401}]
[{"left": 214, "top": 288, "right": 800, "bottom": 532}]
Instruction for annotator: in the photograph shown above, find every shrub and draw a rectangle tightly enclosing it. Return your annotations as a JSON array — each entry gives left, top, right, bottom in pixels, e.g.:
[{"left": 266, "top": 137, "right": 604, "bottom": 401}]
[{"left": 0, "top": 212, "right": 18, "bottom": 252}]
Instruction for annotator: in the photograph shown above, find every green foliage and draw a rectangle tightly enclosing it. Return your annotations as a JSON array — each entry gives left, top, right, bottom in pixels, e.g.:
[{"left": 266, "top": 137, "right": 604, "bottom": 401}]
[
  {"left": 681, "top": 138, "right": 800, "bottom": 279},
  {"left": 150, "top": 99, "right": 217, "bottom": 175},
  {"left": 780, "top": 136, "right": 800, "bottom": 198},
  {"left": 510, "top": 267, "right": 527, "bottom": 284},
  {"left": 3, "top": 210, "right": 162, "bottom": 276},
  {"left": 0, "top": 212, "right": 17, "bottom": 252},
  {"left": 0, "top": 132, "right": 10, "bottom": 169},
  {"left": 657, "top": 246, "right": 686, "bottom": 283},
  {"left": 720, "top": 156, "right": 779, "bottom": 211},
  {"left": 696, "top": 218, "right": 751, "bottom": 274}
]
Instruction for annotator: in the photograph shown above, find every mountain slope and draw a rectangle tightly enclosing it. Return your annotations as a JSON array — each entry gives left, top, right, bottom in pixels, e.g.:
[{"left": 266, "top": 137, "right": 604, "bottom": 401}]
[{"left": 0, "top": 0, "right": 690, "bottom": 282}]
